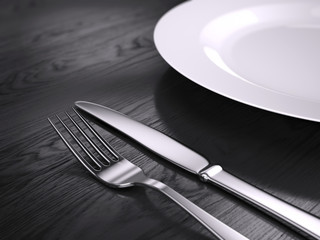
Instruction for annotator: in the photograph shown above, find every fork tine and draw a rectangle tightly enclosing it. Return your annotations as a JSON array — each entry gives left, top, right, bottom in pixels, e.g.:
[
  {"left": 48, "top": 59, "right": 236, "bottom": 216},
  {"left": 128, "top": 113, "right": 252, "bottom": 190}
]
[
  {"left": 55, "top": 115, "right": 102, "bottom": 170},
  {"left": 72, "top": 107, "right": 120, "bottom": 161},
  {"left": 65, "top": 111, "right": 111, "bottom": 165},
  {"left": 48, "top": 117, "right": 98, "bottom": 174}
]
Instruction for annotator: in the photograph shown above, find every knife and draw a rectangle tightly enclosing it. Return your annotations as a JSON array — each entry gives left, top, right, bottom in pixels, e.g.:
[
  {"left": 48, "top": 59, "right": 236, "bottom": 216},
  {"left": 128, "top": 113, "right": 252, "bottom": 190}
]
[{"left": 75, "top": 101, "right": 320, "bottom": 240}]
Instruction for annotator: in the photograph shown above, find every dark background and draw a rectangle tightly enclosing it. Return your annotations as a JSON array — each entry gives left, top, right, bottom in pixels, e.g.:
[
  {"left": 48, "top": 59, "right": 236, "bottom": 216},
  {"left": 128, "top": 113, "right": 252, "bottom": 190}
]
[{"left": 1, "top": 0, "right": 319, "bottom": 239}]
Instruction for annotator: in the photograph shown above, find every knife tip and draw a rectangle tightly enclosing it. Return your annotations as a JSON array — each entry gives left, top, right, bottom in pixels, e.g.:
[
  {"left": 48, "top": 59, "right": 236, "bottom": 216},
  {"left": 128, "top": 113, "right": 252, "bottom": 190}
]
[{"left": 75, "top": 101, "right": 91, "bottom": 108}]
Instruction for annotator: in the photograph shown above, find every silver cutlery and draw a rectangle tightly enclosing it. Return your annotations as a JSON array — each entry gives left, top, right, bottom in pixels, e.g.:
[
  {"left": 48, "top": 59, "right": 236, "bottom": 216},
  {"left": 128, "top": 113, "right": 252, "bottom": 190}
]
[
  {"left": 75, "top": 100, "right": 320, "bottom": 240},
  {"left": 48, "top": 109, "right": 249, "bottom": 240}
]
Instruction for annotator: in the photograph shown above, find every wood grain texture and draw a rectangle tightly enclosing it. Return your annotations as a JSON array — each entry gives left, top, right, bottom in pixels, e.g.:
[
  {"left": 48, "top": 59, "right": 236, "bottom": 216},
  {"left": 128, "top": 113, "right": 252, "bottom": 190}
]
[{"left": 0, "top": 0, "right": 319, "bottom": 239}]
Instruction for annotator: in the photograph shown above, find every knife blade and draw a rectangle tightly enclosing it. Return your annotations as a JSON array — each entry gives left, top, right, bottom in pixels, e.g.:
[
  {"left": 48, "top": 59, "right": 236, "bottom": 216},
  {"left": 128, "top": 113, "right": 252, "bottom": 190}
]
[{"left": 75, "top": 101, "right": 320, "bottom": 240}]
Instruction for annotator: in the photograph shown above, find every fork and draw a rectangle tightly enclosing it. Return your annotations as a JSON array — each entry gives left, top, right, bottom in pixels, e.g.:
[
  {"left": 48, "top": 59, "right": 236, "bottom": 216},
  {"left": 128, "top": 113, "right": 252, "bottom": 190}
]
[{"left": 48, "top": 108, "right": 249, "bottom": 240}]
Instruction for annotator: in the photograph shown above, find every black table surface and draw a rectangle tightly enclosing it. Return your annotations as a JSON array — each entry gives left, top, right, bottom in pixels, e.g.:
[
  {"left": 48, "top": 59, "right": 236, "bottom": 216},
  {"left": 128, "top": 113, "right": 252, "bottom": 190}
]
[{"left": 1, "top": 0, "right": 320, "bottom": 239}]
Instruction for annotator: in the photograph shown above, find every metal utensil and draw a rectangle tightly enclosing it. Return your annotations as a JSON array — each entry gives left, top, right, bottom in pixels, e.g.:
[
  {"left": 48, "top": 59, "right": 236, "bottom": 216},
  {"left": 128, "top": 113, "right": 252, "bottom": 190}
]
[
  {"left": 48, "top": 109, "right": 249, "bottom": 240},
  {"left": 75, "top": 101, "right": 320, "bottom": 240}
]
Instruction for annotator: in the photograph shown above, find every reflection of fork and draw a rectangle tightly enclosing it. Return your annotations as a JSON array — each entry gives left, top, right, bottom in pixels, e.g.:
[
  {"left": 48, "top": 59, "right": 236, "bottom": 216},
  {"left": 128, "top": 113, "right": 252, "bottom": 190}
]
[{"left": 48, "top": 108, "right": 248, "bottom": 240}]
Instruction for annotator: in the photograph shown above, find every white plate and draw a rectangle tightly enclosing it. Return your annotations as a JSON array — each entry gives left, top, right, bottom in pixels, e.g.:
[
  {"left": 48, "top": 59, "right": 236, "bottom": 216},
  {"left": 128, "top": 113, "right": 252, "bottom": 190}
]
[{"left": 154, "top": 0, "right": 320, "bottom": 122}]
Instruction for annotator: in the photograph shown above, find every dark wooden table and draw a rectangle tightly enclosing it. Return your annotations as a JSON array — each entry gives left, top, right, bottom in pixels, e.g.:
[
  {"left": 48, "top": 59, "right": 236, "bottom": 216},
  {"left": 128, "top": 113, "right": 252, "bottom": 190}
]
[{"left": 1, "top": 0, "right": 320, "bottom": 239}]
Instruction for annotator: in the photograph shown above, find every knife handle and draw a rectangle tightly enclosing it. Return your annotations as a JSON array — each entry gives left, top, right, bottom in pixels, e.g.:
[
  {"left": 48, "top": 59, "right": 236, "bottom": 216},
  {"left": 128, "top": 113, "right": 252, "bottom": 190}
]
[{"left": 200, "top": 165, "right": 320, "bottom": 240}]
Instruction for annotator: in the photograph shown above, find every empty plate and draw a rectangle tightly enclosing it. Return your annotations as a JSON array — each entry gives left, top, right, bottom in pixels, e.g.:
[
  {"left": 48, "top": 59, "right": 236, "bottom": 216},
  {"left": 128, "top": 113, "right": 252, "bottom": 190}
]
[{"left": 154, "top": 0, "right": 320, "bottom": 122}]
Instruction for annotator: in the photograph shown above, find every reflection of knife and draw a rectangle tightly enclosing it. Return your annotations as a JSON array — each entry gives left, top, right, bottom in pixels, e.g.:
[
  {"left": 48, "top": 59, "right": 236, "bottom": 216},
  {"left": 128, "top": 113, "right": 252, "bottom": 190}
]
[{"left": 76, "top": 101, "right": 320, "bottom": 240}]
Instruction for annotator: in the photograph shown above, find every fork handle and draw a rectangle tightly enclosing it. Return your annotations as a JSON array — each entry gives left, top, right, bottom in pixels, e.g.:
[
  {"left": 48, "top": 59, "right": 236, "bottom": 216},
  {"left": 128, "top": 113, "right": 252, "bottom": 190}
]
[{"left": 140, "top": 178, "right": 248, "bottom": 240}]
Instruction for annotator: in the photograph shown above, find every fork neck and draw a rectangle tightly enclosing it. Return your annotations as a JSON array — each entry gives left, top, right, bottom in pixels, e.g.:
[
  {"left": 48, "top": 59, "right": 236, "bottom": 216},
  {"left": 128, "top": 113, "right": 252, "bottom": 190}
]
[{"left": 138, "top": 177, "right": 168, "bottom": 191}]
